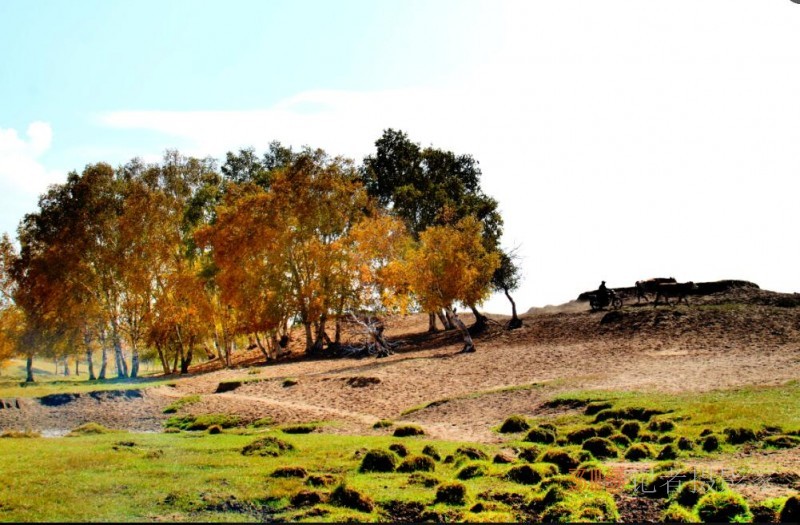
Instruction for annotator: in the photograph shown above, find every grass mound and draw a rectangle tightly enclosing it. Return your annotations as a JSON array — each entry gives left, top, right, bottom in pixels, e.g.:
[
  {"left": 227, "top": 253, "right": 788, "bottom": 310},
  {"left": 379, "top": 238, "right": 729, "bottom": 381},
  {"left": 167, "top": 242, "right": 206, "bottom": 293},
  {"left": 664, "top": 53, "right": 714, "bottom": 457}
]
[
  {"left": 505, "top": 464, "right": 547, "bottom": 485},
  {"left": 165, "top": 413, "right": 241, "bottom": 431},
  {"left": 241, "top": 436, "right": 294, "bottom": 457},
  {"left": 661, "top": 503, "right": 700, "bottom": 523},
  {"left": 624, "top": 443, "right": 654, "bottom": 461},
  {"left": 372, "top": 419, "right": 393, "bottom": 429},
  {"left": 282, "top": 424, "right": 316, "bottom": 434},
  {"left": 67, "top": 422, "right": 114, "bottom": 436},
  {"left": 306, "top": 474, "right": 338, "bottom": 487},
  {"left": 763, "top": 435, "right": 800, "bottom": 449},
  {"left": 701, "top": 434, "right": 720, "bottom": 452},
  {"left": 566, "top": 426, "right": 597, "bottom": 444},
  {"left": 539, "top": 474, "right": 582, "bottom": 492},
  {"left": 677, "top": 436, "right": 694, "bottom": 451},
  {"left": 670, "top": 480, "right": 711, "bottom": 508},
  {"left": 455, "top": 446, "right": 488, "bottom": 461},
  {"left": 359, "top": 449, "right": 397, "bottom": 473},
  {"left": 780, "top": 495, "right": 800, "bottom": 523},
  {"left": 421, "top": 444, "right": 441, "bottom": 461},
  {"left": 393, "top": 425, "right": 424, "bottom": 437},
  {"left": 290, "top": 490, "right": 324, "bottom": 507},
  {"left": 648, "top": 419, "right": 676, "bottom": 433},
  {"left": 657, "top": 444, "right": 678, "bottom": 460},
  {"left": 457, "top": 463, "right": 487, "bottom": 480},
  {"left": 695, "top": 491, "right": 751, "bottom": 522},
  {"left": 582, "top": 437, "right": 617, "bottom": 459},
  {"left": 271, "top": 466, "right": 307, "bottom": 478},
  {"left": 162, "top": 395, "right": 200, "bottom": 414},
  {"left": 407, "top": 473, "right": 440, "bottom": 487},
  {"left": 388, "top": 443, "right": 409, "bottom": 457},
  {"left": 593, "top": 406, "right": 666, "bottom": 423},
  {"left": 585, "top": 402, "right": 613, "bottom": 416},
  {"left": 331, "top": 484, "right": 374, "bottom": 513},
  {"left": 397, "top": 455, "right": 435, "bottom": 473},
  {"left": 539, "top": 449, "right": 580, "bottom": 474},
  {"left": 525, "top": 426, "right": 557, "bottom": 444},
  {"left": 435, "top": 482, "right": 467, "bottom": 506},
  {"left": 0, "top": 430, "right": 41, "bottom": 438},
  {"left": 629, "top": 468, "right": 727, "bottom": 499},
  {"left": 723, "top": 427, "right": 757, "bottom": 445},
  {"left": 609, "top": 433, "right": 632, "bottom": 447},
  {"left": 620, "top": 421, "right": 641, "bottom": 440},
  {"left": 499, "top": 415, "right": 530, "bottom": 433},
  {"left": 574, "top": 461, "right": 608, "bottom": 481},
  {"left": 207, "top": 424, "right": 223, "bottom": 435}
]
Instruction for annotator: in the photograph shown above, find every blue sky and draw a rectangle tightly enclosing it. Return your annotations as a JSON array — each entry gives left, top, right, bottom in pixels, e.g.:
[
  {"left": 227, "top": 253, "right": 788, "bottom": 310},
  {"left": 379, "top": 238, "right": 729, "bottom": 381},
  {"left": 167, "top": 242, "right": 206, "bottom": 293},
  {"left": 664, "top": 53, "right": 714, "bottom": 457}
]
[{"left": 2, "top": 1, "right": 800, "bottom": 312}]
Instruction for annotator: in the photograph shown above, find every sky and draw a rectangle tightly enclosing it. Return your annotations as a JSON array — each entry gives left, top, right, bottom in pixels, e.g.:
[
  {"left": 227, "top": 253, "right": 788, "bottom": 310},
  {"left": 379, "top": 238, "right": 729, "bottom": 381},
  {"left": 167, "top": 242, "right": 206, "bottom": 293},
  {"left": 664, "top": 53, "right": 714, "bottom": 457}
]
[{"left": 1, "top": 0, "right": 799, "bottom": 314}]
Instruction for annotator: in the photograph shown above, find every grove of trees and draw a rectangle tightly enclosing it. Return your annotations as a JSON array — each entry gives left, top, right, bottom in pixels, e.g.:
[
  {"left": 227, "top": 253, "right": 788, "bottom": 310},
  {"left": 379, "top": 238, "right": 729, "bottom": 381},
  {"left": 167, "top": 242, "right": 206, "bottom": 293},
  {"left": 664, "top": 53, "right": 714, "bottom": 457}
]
[{"left": 0, "top": 130, "right": 523, "bottom": 381}]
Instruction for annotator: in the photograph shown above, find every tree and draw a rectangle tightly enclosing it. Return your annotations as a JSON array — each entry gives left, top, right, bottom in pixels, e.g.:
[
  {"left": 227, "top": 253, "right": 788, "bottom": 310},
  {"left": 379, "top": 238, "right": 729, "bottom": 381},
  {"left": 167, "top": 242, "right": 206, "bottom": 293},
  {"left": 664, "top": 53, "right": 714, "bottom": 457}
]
[
  {"left": 362, "top": 129, "right": 504, "bottom": 331},
  {"left": 404, "top": 217, "right": 500, "bottom": 352},
  {"left": 492, "top": 248, "right": 524, "bottom": 329}
]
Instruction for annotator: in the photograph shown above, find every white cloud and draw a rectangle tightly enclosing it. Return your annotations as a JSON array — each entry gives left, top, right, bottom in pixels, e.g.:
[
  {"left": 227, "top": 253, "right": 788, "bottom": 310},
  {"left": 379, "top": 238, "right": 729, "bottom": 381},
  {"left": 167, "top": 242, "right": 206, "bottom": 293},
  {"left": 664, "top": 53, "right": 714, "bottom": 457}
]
[{"left": 0, "top": 122, "right": 62, "bottom": 194}]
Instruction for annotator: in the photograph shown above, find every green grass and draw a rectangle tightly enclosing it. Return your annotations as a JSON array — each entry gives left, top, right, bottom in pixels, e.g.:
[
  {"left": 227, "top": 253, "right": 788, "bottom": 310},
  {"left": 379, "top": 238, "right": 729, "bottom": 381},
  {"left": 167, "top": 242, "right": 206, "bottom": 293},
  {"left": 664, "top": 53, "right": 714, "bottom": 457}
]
[
  {"left": 400, "top": 382, "right": 546, "bottom": 416},
  {"left": 163, "top": 395, "right": 202, "bottom": 414}
]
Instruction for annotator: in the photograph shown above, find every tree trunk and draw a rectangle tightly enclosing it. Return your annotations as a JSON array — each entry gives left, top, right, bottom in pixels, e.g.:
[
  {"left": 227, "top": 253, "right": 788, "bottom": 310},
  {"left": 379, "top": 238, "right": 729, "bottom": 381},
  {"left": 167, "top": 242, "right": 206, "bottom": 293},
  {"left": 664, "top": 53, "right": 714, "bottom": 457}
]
[
  {"left": 155, "top": 341, "right": 170, "bottom": 375},
  {"left": 75, "top": 358, "right": 79, "bottom": 376},
  {"left": 504, "top": 288, "right": 523, "bottom": 329},
  {"left": 335, "top": 319, "right": 342, "bottom": 344},
  {"left": 254, "top": 332, "right": 272, "bottom": 363},
  {"left": 111, "top": 318, "right": 128, "bottom": 378},
  {"left": 303, "top": 321, "right": 314, "bottom": 353},
  {"left": 469, "top": 304, "right": 488, "bottom": 332},
  {"left": 98, "top": 332, "right": 108, "bottom": 380},
  {"left": 451, "top": 308, "right": 475, "bottom": 353},
  {"left": 171, "top": 342, "right": 180, "bottom": 374},
  {"left": 25, "top": 353, "right": 34, "bottom": 383},
  {"left": 130, "top": 340, "right": 140, "bottom": 379},
  {"left": 86, "top": 347, "right": 96, "bottom": 381},
  {"left": 436, "top": 310, "right": 452, "bottom": 330},
  {"left": 63, "top": 358, "right": 70, "bottom": 376},
  {"left": 428, "top": 312, "right": 439, "bottom": 333},
  {"left": 312, "top": 314, "right": 327, "bottom": 353}
]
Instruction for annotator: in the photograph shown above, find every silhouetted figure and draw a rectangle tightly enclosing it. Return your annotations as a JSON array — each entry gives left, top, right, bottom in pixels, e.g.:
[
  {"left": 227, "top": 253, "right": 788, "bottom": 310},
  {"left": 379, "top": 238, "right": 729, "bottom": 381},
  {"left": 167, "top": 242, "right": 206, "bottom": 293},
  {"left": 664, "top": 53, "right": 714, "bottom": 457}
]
[{"left": 597, "top": 280, "right": 609, "bottom": 305}]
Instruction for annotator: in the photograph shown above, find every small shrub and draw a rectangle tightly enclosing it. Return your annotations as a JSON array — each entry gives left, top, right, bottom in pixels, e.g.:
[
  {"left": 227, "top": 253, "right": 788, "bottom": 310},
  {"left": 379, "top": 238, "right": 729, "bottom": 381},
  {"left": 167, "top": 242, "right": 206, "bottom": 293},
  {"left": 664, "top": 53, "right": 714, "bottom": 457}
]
[
  {"left": 457, "top": 463, "right": 488, "bottom": 480},
  {"left": 331, "top": 484, "right": 374, "bottom": 513},
  {"left": 525, "top": 427, "right": 556, "bottom": 444},
  {"left": 724, "top": 427, "right": 757, "bottom": 445},
  {"left": 398, "top": 455, "right": 435, "bottom": 473},
  {"left": 373, "top": 419, "right": 393, "bottom": 429},
  {"left": 539, "top": 449, "right": 580, "bottom": 474},
  {"left": 393, "top": 425, "right": 425, "bottom": 437},
  {"left": 455, "top": 447, "right": 488, "bottom": 461},
  {"left": 624, "top": 444, "right": 654, "bottom": 461},
  {"left": 763, "top": 435, "right": 800, "bottom": 449},
  {"left": 499, "top": 415, "right": 530, "bottom": 433},
  {"left": 421, "top": 444, "right": 441, "bottom": 461},
  {"left": 585, "top": 402, "right": 613, "bottom": 415},
  {"left": 241, "top": 436, "right": 294, "bottom": 457},
  {"left": 435, "top": 482, "right": 468, "bottom": 505},
  {"left": 657, "top": 444, "right": 678, "bottom": 460},
  {"left": 780, "top": 495, "right": 800, "bottom": 523},
  {"left": 291, "top": 490, "right": 323, "bottom": 507},
  {"left": 671, "top": 480, "right": 711, "bottom": 508},
  {"left": 359, "top": 449, "right": 397, "bottom": 473},
  {"left": 566, "top": 426, "right": 597, "bottom": 444},
  {"left": 677, "top": 436, "right": 694, "bottom": 451},
  {"left": 661, "top": 503, "right": 700, "bottom": 523},
  {"left": 517, "top": 446, "right": 542, "bottom": 463},
  {"left": 582, "top": 437, "right": 617, "bottom": 459},
  {"left": 648, "top": 419, "right": 676, "bottom": 433},
  {"left": 702, "top": 434, "right": 720, "bottom": 452},
  {"left": 695, "top": 491, "right": 752, "bottom": 522},
  {"left": 207, "top": 425, "right": 223, "bottom": 435},
  {"left": 271, "top": 466, "right": 308, "bottom": 478},
  {"left": 282, "top": 425, "right": 316, "bottom": 434},
  {"left": 620, "top": 421, "right": 641, "bottom": 440},
  {"left": 609, "top": 433, "right": 632, "bottom": 447},
  {"left": 388, "top": 443, "right": 409, "bottom": 457},
  {"left": 67, "top": 422, "right": 114, "bottom": 436}
]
